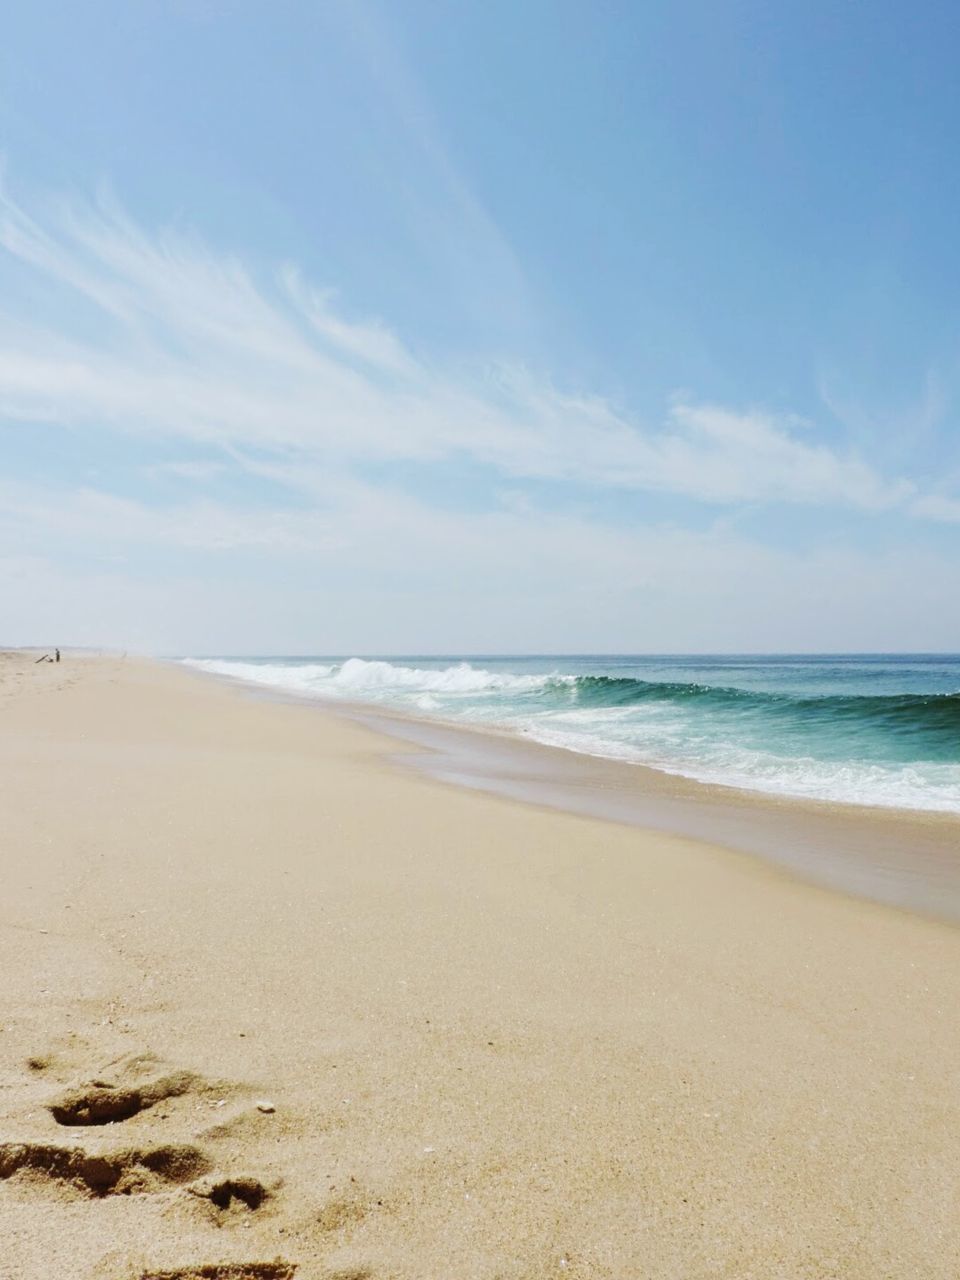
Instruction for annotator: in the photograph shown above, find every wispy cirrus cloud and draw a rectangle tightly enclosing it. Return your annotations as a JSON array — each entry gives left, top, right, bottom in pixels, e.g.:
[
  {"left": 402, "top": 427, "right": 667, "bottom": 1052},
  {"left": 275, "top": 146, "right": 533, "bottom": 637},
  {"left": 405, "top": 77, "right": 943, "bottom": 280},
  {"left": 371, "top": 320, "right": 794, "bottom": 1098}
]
[
  {"left": 0, "top": 479, "right": 341, "bottom": 554},
  {"left": 0, "top": 183, "right": 951, "bottom": 522}
]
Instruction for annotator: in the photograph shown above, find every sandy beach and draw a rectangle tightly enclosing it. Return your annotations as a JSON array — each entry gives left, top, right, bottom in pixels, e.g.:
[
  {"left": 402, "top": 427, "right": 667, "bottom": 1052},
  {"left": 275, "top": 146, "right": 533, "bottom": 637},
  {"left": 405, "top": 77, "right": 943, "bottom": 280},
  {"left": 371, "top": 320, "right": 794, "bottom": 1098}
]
[{"left": 3, "top": 653, "right": 960, "bottom": 1280}]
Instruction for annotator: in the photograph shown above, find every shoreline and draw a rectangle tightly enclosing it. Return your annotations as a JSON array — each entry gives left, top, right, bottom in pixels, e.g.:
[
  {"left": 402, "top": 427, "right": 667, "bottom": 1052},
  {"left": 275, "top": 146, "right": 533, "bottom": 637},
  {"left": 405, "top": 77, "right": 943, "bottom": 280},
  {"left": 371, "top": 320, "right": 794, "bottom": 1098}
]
[
  {"left": 183, "top": 661, "right": 960, "bottom": 925},
  {"left": 182, "top": 653, "right": 960, "bottom": 818},
  {"left": 5, "top": 652, "right": 960, "bottom": 1279}
]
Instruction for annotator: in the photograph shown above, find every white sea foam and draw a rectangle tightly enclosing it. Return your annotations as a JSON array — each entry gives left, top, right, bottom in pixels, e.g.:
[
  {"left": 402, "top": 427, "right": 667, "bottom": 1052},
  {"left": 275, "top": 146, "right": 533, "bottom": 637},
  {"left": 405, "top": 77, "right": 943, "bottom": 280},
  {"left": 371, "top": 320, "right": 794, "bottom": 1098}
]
[
  {"left": 185, "top": 656, "right": 564, "bottom": 700},
  {"left": 329, "top": 657, "right": 556, "bottom": 695},
  {"left": 185, "top": 659, "right": 335, "bottom": 696},
  {"left": 519, "top": 721, "right": 960, "bottom": 812}
]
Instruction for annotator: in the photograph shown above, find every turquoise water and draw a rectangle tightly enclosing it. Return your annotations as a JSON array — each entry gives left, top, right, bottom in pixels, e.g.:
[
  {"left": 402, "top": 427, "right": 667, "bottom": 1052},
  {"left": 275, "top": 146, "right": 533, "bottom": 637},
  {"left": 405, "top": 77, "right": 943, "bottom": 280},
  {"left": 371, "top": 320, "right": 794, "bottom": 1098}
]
[{"left": 185, "top": 654, "right": 960, "bottom": 813}]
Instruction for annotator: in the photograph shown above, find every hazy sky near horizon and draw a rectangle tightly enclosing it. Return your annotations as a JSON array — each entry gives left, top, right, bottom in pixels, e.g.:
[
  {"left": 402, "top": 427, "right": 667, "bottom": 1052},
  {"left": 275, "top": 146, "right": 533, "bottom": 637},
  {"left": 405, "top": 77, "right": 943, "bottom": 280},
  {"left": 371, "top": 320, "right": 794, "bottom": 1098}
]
[{"left": 2, "top": 0, "right": 959, "bottom": 653}]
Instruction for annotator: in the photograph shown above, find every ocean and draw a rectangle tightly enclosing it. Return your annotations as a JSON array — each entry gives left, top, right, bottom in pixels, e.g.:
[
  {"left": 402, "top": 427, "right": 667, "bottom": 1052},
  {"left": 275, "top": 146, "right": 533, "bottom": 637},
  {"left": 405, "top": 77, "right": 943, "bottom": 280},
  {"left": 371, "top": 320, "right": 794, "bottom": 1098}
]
[{"left": 184, "top": 654, "right": 960, "bottom": 815}]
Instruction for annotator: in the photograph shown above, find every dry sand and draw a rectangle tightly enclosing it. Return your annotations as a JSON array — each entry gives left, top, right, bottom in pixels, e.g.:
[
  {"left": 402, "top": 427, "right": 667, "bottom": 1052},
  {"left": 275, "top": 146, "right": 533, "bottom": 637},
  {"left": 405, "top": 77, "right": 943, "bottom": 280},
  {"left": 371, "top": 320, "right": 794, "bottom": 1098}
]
[{"left": 1, "top": 653, "right": 959, "bottom": 1280}]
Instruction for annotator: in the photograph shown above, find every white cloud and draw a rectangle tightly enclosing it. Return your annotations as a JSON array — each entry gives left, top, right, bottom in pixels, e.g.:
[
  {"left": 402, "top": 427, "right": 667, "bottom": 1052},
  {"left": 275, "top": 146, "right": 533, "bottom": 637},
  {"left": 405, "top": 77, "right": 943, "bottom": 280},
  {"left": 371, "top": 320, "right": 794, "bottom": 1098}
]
[
  {"left": 147, "top": 460, "right": 229, "bottom": 482},
  {"left": 1, "top": 479, "right": 957, "bottom": 654},
  {"left": 0, "top": 481, "right": 342, "bottom": 554},
  {"left": 908, "top": 493, "right": 960, "bottom": 523},
  {"left": 279, "top": 265, "right": 418, "bottom": 377},
  {"left": 0, "top": 185, "right": 950, "bottom": 519},
  {"left": 2, "top": 184, "right": 959, "bottom": 651}
]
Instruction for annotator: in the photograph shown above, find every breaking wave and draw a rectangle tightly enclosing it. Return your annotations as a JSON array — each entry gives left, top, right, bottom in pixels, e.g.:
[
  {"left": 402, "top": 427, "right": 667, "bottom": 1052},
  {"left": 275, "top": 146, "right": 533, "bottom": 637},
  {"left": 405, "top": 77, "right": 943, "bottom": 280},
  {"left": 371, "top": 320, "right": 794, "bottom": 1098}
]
[{"left": 183, "top": 656, "right": 960, "bottom": 813}]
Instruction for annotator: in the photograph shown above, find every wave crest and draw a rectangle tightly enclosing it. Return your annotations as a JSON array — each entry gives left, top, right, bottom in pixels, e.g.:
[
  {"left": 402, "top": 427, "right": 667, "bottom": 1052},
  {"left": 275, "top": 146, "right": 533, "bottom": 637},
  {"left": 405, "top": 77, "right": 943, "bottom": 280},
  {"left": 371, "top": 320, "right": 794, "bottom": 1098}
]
[{"left": 182, "top": 656, "right": 960, "bottom": 812}]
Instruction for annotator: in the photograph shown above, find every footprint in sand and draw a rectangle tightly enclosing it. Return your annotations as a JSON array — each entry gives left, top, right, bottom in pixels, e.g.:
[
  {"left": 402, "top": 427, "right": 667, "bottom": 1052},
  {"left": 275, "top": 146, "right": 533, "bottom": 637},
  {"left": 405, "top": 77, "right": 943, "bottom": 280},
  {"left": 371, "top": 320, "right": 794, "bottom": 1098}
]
[
  {"left": 4, "top": 1051, "right": 273, "bottom": 1204},
  {"left": 183, "top": 1173, "right": 279, "bottom": 1224},
  {"left": 138, "top": 1267, "right": 297, "bottom": 1280},
  {"left": 0, "top": 1140, "right": 210, "bottom": 1196},
  {"left": 39, "top": 1048, "right": 231, "bottom": 1119},
  {"left": 5, "top": 1045, "right": 298, "bottom": 1277},
  {"left": 48, "top": 1069, "right": 200, "bottom": 1126}
]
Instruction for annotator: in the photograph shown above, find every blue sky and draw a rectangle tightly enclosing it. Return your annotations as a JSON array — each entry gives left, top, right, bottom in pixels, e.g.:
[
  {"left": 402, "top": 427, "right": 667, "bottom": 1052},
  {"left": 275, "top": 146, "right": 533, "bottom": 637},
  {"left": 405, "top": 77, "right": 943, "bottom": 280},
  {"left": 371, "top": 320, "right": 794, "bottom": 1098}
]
[{"left": 1, "top": 0, "right": 958, "bottom": 653}]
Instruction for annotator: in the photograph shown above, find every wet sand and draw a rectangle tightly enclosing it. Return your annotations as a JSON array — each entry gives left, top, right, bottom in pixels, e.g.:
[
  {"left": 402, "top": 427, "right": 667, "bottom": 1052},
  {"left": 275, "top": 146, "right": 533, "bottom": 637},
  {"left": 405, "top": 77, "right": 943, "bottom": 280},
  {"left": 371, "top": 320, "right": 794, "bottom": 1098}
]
[
  {"left": 338, "top": 703, "right": 960, "bottom": 923},
  {"left": 3, "top": 652, "right": 960, "bottom": 1279}
]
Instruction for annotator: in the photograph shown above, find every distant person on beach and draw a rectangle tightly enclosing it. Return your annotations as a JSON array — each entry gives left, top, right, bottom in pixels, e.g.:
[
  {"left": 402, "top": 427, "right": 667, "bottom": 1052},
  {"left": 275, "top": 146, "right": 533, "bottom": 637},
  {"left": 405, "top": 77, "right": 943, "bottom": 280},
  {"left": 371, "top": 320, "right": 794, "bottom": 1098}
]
[{"left": 55, "top": 649, "right": 60, "bottom": 663}]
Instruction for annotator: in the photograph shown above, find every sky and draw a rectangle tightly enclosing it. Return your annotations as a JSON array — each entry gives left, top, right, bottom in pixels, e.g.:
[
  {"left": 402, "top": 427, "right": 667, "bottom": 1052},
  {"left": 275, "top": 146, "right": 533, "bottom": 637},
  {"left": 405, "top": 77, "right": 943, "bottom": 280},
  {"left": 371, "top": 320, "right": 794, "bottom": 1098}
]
[{"left": 1, "top": 0, "right": 959, "bottom": 654}]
